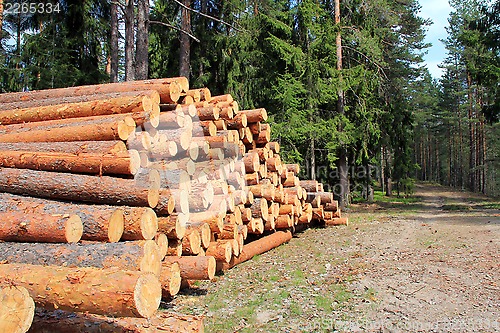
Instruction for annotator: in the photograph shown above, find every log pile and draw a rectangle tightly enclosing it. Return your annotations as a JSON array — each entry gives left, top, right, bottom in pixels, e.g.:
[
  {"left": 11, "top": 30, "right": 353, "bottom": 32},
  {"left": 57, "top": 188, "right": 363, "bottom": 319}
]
[{"left": 0, "top": 77, "right": 345, "bottom": 333}]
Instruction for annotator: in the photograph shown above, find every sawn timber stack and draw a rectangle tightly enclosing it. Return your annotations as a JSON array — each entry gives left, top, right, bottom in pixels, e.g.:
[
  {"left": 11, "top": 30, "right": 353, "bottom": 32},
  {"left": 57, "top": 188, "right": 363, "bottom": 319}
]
[{"left": 0, "top": 77, "right": 345, "bottom": 333}]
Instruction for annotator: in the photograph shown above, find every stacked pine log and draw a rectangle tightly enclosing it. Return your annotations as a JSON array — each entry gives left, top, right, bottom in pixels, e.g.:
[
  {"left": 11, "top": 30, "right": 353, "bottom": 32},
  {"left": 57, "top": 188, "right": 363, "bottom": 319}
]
[{"left": 0, "top": 77, "right": 345, "bottom": 333}]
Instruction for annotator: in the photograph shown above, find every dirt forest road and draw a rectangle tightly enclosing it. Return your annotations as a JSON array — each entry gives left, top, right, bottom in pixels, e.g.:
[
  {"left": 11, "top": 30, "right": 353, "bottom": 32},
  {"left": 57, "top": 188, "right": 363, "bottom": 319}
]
[{"left": 170, "top": 183, "right": 500, "bottom": 332}]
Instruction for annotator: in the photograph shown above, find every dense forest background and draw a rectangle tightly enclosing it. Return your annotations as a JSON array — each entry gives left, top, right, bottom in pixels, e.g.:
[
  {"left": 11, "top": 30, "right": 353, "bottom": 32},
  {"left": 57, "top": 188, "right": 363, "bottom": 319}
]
[{"left": 0, "top": 0, "right": 499, "bottom": 205}]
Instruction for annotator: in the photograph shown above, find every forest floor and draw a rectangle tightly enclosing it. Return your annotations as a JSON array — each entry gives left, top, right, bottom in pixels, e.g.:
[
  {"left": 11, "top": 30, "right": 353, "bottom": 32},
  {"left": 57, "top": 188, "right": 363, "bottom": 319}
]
[{"left": 167, "top": 182, "right": 500, "bottom": 332}]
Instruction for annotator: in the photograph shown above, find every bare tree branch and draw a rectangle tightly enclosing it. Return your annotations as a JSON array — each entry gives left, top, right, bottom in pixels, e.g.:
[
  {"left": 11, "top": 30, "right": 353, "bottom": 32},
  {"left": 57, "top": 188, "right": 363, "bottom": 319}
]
[
  {"left": 150, "top": 20, "right": 200, "bottom": 42},
  {"left": 170, "top": 0, "right": 242, "bottom": 32},
  {"left": 342, "top": 45, "right": 388, "bottom": 79}
]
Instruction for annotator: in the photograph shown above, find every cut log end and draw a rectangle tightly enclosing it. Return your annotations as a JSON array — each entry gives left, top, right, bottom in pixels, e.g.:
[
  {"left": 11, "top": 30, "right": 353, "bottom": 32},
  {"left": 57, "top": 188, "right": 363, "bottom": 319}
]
[
  {"left": 65, "top": 215, "right": 84, "bottom": 243},
  {"left": 141, "top": 208, "right": 159, "bottom": 240},
  {"left": 133, "top": 273, "right": 162, "bottom": 319},
  {"left": 0, "top": 285, "right": 35, "bottom": 333},
  {"left": 108, "top": 209, "right": 125, "bottom": 243},
  {"left": 141, "top": 240, "right": 162, "bottom": 277}
]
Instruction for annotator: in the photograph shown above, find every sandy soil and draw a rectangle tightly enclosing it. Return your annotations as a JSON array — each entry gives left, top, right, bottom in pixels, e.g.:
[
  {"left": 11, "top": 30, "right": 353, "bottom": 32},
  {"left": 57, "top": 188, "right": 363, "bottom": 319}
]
[{"left": 169, "top": 183, "right": 500, "bottom": 333}]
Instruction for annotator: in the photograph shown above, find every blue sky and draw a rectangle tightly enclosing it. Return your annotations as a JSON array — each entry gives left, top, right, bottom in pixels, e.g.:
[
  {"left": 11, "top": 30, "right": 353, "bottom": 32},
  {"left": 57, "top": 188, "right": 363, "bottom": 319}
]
[{"left": 418, "top": 0, "right": 453, "bottom": 79}]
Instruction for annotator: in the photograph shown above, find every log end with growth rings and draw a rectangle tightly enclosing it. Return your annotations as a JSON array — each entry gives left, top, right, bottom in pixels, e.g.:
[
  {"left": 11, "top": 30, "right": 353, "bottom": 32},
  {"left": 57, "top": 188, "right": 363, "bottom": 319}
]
[
  {"left": 133, "top": 273, "right": 162, "bottom": 319},
  {"left": 0, "top": 285, "right": 35, "bottom": 333},
  {"left": 65, "top": 214, "right": 84, "bottom": 243}
]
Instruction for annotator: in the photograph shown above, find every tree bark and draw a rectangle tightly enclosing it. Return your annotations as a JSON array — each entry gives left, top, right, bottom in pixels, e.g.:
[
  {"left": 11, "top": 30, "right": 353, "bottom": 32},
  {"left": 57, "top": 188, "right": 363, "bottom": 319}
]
[
  {"left": 0, "top": 141, "right": 127, "bottom": 155},
  {"left": 0, "top": 91, "right": 159, "bottom": 125},
  {"left": 0, "top": 149, "right": 140, "bottom": 176},
  {"left": 220, "top": 230, "right": 292, "bottom": 271},
  {"left": 0, "top": 240, "right": 161, "bottom": 277},
  {"left": 0, "top": 263, "right": 161, "bottom": 318},
  {"left": 125, "top": 0, "right": 135, "bottom": 81},
  {"left": 0, "top": 285, "right": 35, "bottom": 333},
  {"left": 163, "top": 256, "right": 216, "bottom": 281},
  {"left": 0, "top": 114, "right": 136, "bottom": 142},
  {"left": 179, "top": 0, "right": 191, "bottom": 78},
  {"left": 0, "top": 211, "right": 82, "bottom": 243},
  {"left": 0, "top": 192, "right": 124, "bottom": 243},
  {"left": 0, "top": 168, "right": 159, "bottom": 208},
  {"left": 136, "top": 0, "right": 149, "bottom": 80},
  {"left": 110, "top": 1, "right": 119, "bottom": 83},
  {"left": 28, "top": 309, "right": 205, "bottom": 333}
]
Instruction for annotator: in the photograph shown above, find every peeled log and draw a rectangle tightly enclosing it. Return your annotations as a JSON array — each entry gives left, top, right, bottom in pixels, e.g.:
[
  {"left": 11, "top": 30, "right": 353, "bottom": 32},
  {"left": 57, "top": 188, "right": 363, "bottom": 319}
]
[
  {"left": 0, "top": 78, "right": 181, "bottom": 104},
  {"left": 221, "top": 230, "right": 292, "bottom": 271},
  {"left": 0, "top": 168, "right": 159, "bottom": 208},
  {"left": 0, "top": 263, "right": 161, "bottom": 318},
  {"left": 0, "top": 149, "right": 140, "bottom": 176},
  {"left": 0, "top": 240, "right": 161, "bottom": 277},
  {"left": 0, "top": 91, "right": 160, "bottom": 126},
  {"left": 0, "top": 285, "right": 35, "bottom": 333},
  {"left": 0, "top": 211, "right": 82, "bottom": 243},
  {"left": 163, "top": 256, "right": 216, "bottom": 281},
  {"left": 28, "top": 309, "right": 205, "bottom": 333}
]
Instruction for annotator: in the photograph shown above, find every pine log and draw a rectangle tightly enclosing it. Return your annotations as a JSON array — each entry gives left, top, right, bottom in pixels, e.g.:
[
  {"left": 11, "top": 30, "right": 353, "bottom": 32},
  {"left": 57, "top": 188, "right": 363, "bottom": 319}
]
[
  {"left": 0, "top": 192, "right": 125, "bottom": 243},
  {"left": 325, "top": 217, "right": 349, "bottom": 226},
  {"left": 0, "top": 285, "right": 35, "bottom": 333},
  {"left": 268, "top": 142, "right": 280, "bottom": 154},
  {"left": 122, "top": 207, "right": 158, "bottom": 240},
  {"left": 155, "top": 233, "right": 169, "bottom": 260},
  {"left": 0, "top": 211, "right": 82, "bottom": 243},
  {"left": 29, "top": 309, "right": 205, "bottom": 333},
  {"left": 0, "top": 78, "right": 182, "bottom": 104},
  {"left": 0, "top": 141, "right": 127, "bottom": 155},
  {"left": 210, "top": 94, "right": 233, "bottom": 103},
  {"left": 0, "top": 91, "right": 160, "bottom": 126},
  {"left": 239, "top": 108, "right": 267, "bottom": 122},
  {"left": 250, "top": 198, "right": 269, "bottom": 221},
  {"left": 247, "top": 217, "right": 264, "bottom": 235},
  {"left": 196, "top": 106, "right": 220, "bottom": 121},
  {"left": 0, "top": 168, "right": 159, "bottom": 208},
  {"left": 0, "top": 240, "right": 161, "bottom": 277},
  {"left": 0, "top": 263, "right": 161, "bottom": 318},
  {"left": 163, "top": 256, "right": 216, "bottom": 281},
  {"left": 206, "top": 241, "right": 232, "bottom": 264},
  {"left": 0, "top": 89, "right": 162, "bottom": 112},
  {"left": 182, "top": 229, "right": 202, "bottom": 255},
  {"left": 275, "top": 214, "right": 293, "bottom": 229},
  {"left": 323, "top": 200, "right": 339, "bottom": 211},
  {"left": 225, "top": 113, "right": 247, "bottom": 129},
  {"left": 159, "top": 262, "right": 182, "bottom": 299},
  {"left": 158, "top": 214, "right": 187, "bottom": 239},
  {"left": 0, "top": 114, "right": 136, "bottom": 142},
  {"left": 255, "top": 124, "right": 271, "bottom": 145},
  {"left": 219, "top": 223, "right": 239, "bottom": 240},
  {"left": 220, "top": 230, "right": 292, "bottom": 271},
  {"left": 0, "top": 149, "right": 140, "bottom": 175},
  {"left": 188, "top": 212, "right": 224, "bottom": 233},
  {"left": 299, "top": 180, "right": 319, "bottom": 192},
  {"left": 167, "top": 239, "right": 184, "bottom": 256}
]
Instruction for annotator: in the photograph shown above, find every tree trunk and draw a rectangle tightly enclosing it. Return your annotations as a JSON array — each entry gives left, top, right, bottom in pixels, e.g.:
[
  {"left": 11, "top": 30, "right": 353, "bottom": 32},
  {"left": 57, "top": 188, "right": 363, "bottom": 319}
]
[
  {"left": 179, "top": 0, "right": 191, "bottom": 78},
  {"left": 110, "top": 1, "right": 119, "bottom": 83},
  {"left": 125, "top": 0, "right": 135, "bottom": 81},
  {"left": 467, "top": 71, "right": 475, "bottom": 192},
  {"left": 0, "top": 285, "right": 35, "bottom": 333},
  {"left": 136, "top": 0, "right": 149, "bottom": 80},
  {"left": 0, "top": 263, "right": 161, "bottom": 318},
  {"left": 335, "top": 0, "right": 348, "bottom": 208}
]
